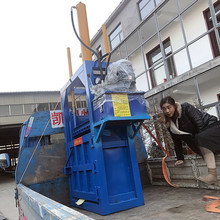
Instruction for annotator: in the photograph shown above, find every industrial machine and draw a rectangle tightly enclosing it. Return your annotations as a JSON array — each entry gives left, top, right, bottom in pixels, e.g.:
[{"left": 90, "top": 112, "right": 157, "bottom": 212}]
[
  {"left": 59, "top": 2, "right": 150, "bottom": 214},
  {"left": 61, "top": 59, "right": 150, "bottom": 215},
  {"left": 14, "top": 2, "right": 150, "bottom": 218}
]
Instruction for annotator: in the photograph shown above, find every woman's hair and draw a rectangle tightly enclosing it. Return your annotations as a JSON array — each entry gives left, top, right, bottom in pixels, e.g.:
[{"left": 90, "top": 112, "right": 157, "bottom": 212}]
[
  {"left": 160, "top": 96, "right": 179, "bottom": 122},
  {"left": 160, "top": 96, "right": 175, "bottom": 109}
]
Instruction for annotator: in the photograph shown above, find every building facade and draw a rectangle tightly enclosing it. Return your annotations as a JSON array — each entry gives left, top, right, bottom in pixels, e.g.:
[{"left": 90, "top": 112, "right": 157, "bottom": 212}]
[
  {"left": 91, "top": 0, "right": 220, "bottom": 118},
  {"left": 0, "top": 91, "right": 61, "bottom": 168}
]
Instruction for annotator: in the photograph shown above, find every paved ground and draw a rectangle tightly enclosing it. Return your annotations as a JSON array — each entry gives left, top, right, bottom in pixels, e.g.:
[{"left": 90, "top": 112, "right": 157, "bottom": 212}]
[
  {"left": 0, "top": 173, "right": 18, "bottom": 220},
  {"left": 76, "top": 185, "right": 220, "bottom": 220},
  {"left": 0, "top": 173, "right": 220, "bottom": 220}
]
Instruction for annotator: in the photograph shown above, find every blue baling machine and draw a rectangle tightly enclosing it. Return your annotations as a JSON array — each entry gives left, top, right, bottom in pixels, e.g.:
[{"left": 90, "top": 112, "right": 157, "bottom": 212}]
[{"left": 62, "top": 60, "right": 150, "bottom": 215}]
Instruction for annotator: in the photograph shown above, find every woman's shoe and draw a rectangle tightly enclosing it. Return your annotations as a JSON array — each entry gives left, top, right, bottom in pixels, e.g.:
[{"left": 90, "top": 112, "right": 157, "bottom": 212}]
[
  {"left": 174, "top": 160, "right": 184, "bottom": 167},
  {"left": 197, "top": 168, "right": 218, "bottom": 186}
]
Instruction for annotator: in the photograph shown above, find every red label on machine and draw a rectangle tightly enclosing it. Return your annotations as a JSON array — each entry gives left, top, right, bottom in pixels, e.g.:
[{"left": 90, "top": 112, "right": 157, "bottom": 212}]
[
  {"left": 76, "top": 108, "right": 89, "bottom": 116},
  {"left": 74, "top": 137, "right": 83, "bottom": 146}
]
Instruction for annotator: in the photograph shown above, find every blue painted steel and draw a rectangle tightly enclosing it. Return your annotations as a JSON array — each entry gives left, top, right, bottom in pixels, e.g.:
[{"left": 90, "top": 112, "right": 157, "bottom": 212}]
[
  {"left": 23, "top": 111, "right": 64, "bottom": 138},
  {"left": 15, "top": 111, "right": 64, "bottom": 185},
  {"left": 93, "top": 91, "right": 148, "bottom": 123},
  {"left": 19, "top": 120, "right": 27, "bottom": 154},
  {"left": 135, "top": 132, "right": 148, "bottom": 162},
  {"left": 62, "top": 61, "right": 150, "bottom": 215},
  {"left": 28, "top": 177, "right": 70, "bottom": 206},
  {"left": 15, "top": 111, "right": 74, "bottom": 218}
]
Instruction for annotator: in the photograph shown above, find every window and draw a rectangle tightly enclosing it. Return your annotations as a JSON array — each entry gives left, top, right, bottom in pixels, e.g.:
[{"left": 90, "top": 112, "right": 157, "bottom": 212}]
[
  {"left": 76, "top": 101, "right": 87, "bottom": 108},
  {"left": 50, "top": 103, "right": 61, "bottom": 111},
  {"left": 11, "top": 104, "right": 23, "bottom": 115},
  {"left": 37, "top": 103, "right": 49, "bottom": 111},
  {"left": 24, "top": 104, "right": 36, "bottom": 114},
  {"left": 138, "top": 0, "right": 163, "bottom": 20},
  {"left": 92, "top": 45, "right": 102, "bottom": 61},
  {"left": 146, "top": 38, "right": 176, "bottom": 87},
  {"left": 0, "top": 105, "right": 9, "bottom": 116},
  {"left": 204, "top": 1, "right": 220, "bottom": 57},
  {"left": 97, "top": 45, "right": 102, "bottom": 59},
  {"left": 109, "top": 24, "right": 123, "bottom": 50},
  {"left": 75, "top": 95, "right": 87, "bottom": 108}
]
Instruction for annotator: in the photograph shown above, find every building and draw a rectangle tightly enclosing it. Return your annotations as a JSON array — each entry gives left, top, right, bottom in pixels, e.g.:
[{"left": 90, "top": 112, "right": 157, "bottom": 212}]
[
  {"left": 1, "top": 0, "right": 220, "bottom": 164},
  {"left": 0, "top": 91, "right": 61, "bottom": 168},
  {"left": 91, "top": 0, "right": 220, "bottom": 118}
]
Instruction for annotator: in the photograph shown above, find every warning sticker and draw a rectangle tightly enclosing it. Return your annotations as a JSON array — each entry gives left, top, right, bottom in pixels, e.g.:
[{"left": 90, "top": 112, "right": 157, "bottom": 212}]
[
  {"left": 74, "top": 136, "right": 83, "bottom": 146},
  {"left": 111, "top": 94, "right": 131, "bottom": 117}
]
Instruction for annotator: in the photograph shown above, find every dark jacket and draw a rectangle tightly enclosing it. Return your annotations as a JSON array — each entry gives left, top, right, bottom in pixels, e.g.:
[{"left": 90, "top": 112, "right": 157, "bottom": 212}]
[{"left": 166, "top": 102, "right": 218, "bottom": 160}]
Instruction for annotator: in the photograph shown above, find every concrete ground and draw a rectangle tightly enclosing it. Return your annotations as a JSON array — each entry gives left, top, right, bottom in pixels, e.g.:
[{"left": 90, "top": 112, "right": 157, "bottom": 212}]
[
  {"left": 0, "top": 173, "right": 220, "bottom": 220},
  {"left": 0, "top": 173, "right": 19, "bottom": 220},
  {"left": 77, "top": 186, "right": 220, "bottom": 220}
]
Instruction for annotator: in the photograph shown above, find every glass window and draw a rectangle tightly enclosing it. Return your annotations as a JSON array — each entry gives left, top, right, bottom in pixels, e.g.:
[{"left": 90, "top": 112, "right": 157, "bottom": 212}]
[
  {"left": 204, "top": 0, "right": 220, "bottom": 57},
  {"left": 109, "top": 24, "right": 124, "bottom": 50},
  {"left": 188, "top": 35, "right": 213, "bottom": 68},
  {"left": 37, "top": 103, "right": 49, "bottom": 111},
  {"left": 0, "top": 105, "right": 9, "bottom": 116},
  {"left": 128, "top": 48, "right": 145, "bottom": 78},
  {"left": 156, "top": 0, "right": 178, "bottom": 30},
  {"left": 160, "top": 16, "right": 185, "bottom": 52},
  {"left": 50, "top": 103, "right": 61, "bottom": 111},
  {"left": 24, "top": 104, "right": 36, "bottom": 114},
  {"left": 173, "top": 48, "right": 190, "bottom": 75},
  {"left": 126, "top": 31, "right": 140, "bottom": 55},
  {"left": 138, "top": 0, "right": 163, "bottom": 20},
  {"left": 97, "top": 45, "right": 102, "bottom": 59},
  {"left": 146, "top": 93, "right": 163, "bottom": 115},
  {"left": 181, "top": 0, "right": 209, "bottom": 43},
  {"left": 111, "top": 48, "right": 121, "bottom": 62},
  {"left": 75, "top": 95, "right": 87, "bottom": 108},
  {"left": 162, "top": 78, "right": 198, "bottom": 105},
  {"left": 136, "top": 72, "right": 150, "bottom": 91},
  {"left": 11, "top": 104, "right": 23, "bottom": 115},
  {"left": 146, "top": 38, "right": 176, "bottom": 87},
  {"left": 177, "top": 0, "right": 197, "bottom": 13},
  {"left": 140, "top": 15, "right": 157, "bottom": 43},
  {"left": 197, "top": 66, "right": 220, "bottom": 116},
  {"left": 120, "top": 42, "right": 127, "bottom": 58}
]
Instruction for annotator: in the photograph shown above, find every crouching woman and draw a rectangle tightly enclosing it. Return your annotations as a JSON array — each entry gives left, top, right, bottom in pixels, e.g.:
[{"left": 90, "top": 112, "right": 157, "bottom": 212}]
[{"left": 160, "top": 96, "right": 220, "bottom": 186}]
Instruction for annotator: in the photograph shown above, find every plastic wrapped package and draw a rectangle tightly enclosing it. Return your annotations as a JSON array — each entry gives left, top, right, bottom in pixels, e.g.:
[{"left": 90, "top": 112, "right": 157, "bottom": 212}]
[
  {"left": 91, "top": 59, "right": 137, "bottom": 97},
  {"left": 93, "top": 92, "right": 147, "bottom": 111},
  {"left": 92, "top": 92, "right": 149, "bottom": 122}
]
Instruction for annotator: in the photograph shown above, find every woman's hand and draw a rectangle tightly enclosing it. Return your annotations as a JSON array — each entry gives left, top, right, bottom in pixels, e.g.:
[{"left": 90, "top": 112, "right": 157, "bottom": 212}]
[{"left": 174, "top": 160, "right": 184, "bottom": 167}]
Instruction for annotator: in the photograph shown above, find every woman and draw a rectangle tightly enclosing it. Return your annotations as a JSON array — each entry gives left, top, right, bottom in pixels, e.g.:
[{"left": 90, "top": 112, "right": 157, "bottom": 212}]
[{"left": 160, "top": 96, "right": 220, "bottom": 186}]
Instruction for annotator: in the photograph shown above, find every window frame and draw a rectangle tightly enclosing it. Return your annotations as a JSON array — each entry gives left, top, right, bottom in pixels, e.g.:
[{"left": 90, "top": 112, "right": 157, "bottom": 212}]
[
  {"left": 0, "top": 105, "right": 10, "bottom": 116},
  {"left": 138, "top": 0, "right": 163, "bottom": 21},
  {"left": 146, "top": 37, "right": 176, "bottom": 88},
  {"left": 203, "top": 0, "right": 220, "bottom": 58},
  {"left": 10, "top": 104, "right": 24, "bottom": 116},
  {"left": 24, "top": 103, "right": 37, "bottom": 114},
  {"left": 217, "top": 93, "right": 220, "bottom": 101},
  {"left": 109, "top": 23, "right": 123, "bottom": 50},
  {"left": 96, "top": 45, "right": 102, "bottom": 59}
]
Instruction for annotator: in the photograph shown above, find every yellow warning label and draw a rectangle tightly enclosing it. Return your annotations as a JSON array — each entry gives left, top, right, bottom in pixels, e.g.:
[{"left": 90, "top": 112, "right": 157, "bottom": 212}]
[{"left": 112, "top": 94, "right": 131, "bottom": 117}]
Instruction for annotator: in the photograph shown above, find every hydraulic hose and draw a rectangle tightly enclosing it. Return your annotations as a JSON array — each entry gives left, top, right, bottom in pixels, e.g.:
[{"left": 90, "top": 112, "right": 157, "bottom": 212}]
[{"left": 70, "top": 6, "right": 104, "bottom": 80}]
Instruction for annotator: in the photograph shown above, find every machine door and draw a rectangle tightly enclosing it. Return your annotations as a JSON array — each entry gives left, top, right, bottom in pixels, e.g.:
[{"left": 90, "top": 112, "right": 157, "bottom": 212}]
[{"left": 67, "top": 133, "right": 99, "bottom": 202}]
